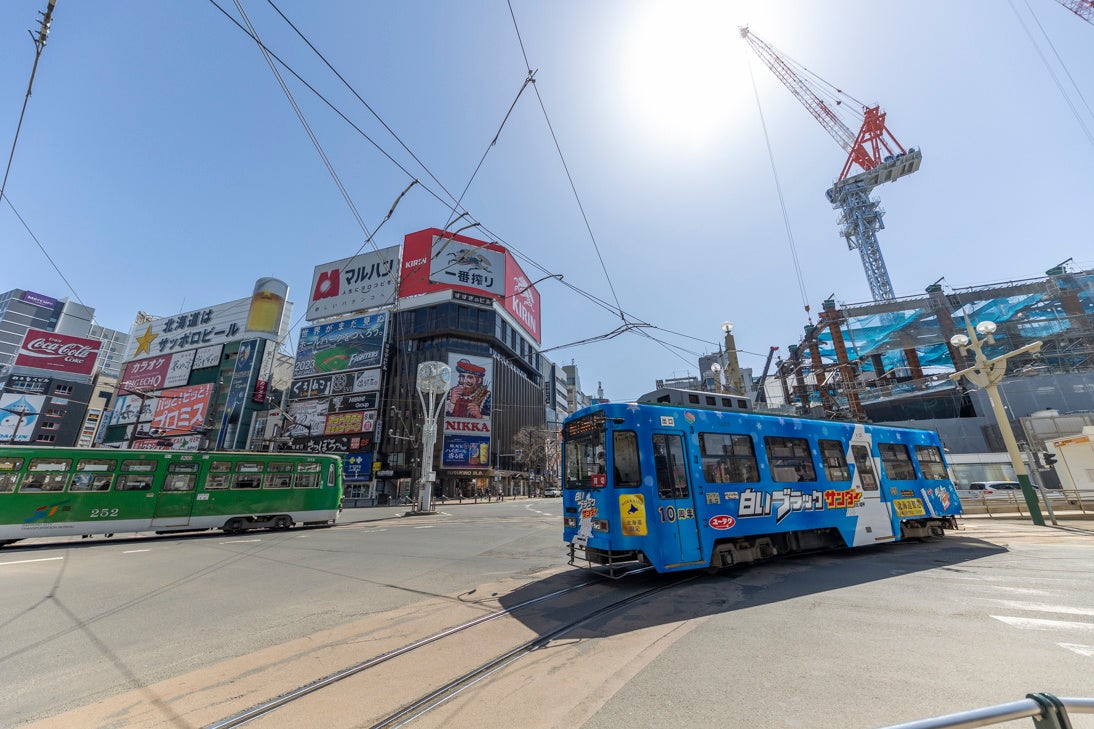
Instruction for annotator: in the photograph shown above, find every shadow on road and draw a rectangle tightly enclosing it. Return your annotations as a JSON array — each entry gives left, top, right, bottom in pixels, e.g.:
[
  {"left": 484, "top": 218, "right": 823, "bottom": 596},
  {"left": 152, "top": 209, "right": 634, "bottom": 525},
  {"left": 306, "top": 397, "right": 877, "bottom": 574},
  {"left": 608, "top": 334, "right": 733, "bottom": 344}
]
[{"left": 499, "top": 535, "right": 1006, "bottom": 640}]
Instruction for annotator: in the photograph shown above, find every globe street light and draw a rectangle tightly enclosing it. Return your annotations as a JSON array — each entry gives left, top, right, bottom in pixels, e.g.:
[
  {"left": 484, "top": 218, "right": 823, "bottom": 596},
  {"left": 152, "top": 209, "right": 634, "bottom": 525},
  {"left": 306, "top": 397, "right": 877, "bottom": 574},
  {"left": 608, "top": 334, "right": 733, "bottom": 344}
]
[
  {"left": 721, "top": 321, "right": 745, "bottom": 395},
  {"left": 948, "top": 318, "right": 1045, "bottom": 526},
  {"left": 414, "top": 361, "right": 452, "bottom": 514}
]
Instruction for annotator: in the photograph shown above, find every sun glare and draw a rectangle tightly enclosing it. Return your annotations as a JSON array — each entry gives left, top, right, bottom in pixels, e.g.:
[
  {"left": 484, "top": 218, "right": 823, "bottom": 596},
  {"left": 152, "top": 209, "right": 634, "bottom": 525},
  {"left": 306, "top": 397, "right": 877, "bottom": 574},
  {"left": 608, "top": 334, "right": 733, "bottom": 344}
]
[{"left": 619, "top": 2, "right": 747, "bottom": 150}]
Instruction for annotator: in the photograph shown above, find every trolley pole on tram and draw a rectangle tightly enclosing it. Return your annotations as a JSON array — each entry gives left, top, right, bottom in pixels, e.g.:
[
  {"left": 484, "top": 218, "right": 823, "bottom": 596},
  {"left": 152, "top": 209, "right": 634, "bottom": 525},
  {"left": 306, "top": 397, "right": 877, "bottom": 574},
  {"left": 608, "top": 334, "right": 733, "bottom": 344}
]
[{"left": 948, "top": 318, "right": 1045, "bottom": 526}]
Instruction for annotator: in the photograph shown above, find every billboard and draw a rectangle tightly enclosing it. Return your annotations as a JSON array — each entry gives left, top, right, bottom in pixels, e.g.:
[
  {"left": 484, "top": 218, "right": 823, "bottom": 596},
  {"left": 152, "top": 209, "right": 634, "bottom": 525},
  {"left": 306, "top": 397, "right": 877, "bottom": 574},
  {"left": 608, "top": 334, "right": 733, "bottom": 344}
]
[
  {"left": 0, "top": 394, "right": 45, "bottom": 443},
  {"left": 164, "top": 350, "right": 196, "bottom": 388},
  {"left": 288, "top": 368, "right": 381, "bottom": 402},
  {"left": 15, "top": 328, "right": 102, "bottom": 376},
  {"left": 4, "top": 375, "right": 51, "bottom": 395},
  {"left": 398, "top": 229, "right": 542, "bottom": 343},
  {"left": 150, "top": 383, "right": 215, "bottom": 436},
  {"left": 22, "top": 290, "right": 59, "bottom": 309},
  {"left": 124, "top": 288, "right": 292, "bottom": 360},
  {"left": 307, "top": 246, "right": 400, "bottom": 321},
  {"left": 441, "top": 353, "right": 493, "bottom": 469},
  {"left": 217, "top": 339, "right": 262, "bottom": 449},
  {"left": 294, "top": 312, "right": 388, "bottom": 378},
  {"left": 119, "top": 355, "right": 172, "bottom": 394}
]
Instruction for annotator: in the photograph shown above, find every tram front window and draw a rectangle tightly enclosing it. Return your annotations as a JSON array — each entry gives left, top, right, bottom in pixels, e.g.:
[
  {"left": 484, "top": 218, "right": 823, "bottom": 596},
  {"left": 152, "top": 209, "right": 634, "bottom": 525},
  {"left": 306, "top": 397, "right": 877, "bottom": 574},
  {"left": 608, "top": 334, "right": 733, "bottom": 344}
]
[{"left": 563, "top": 415, "right": 606, "bottom": 490}]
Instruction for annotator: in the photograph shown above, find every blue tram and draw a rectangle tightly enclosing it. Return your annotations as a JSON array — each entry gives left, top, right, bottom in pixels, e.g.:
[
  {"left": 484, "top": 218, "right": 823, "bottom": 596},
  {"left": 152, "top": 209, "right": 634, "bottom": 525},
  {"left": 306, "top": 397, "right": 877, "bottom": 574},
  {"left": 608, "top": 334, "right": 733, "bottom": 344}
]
[{"left": 561, "top": 389, "right": 962, "bottom": 576}]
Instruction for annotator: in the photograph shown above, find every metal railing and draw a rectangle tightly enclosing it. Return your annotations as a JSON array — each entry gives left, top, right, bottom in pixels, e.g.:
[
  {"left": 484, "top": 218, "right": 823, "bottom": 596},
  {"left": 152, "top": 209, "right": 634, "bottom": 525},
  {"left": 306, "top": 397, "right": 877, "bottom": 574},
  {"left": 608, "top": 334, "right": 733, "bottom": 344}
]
[
  {"left": 878, "top": 694, "right": 1094, "bottom": 729},
  {"left": 957, "top": 487, "right": 1091, "bottom": 517}
]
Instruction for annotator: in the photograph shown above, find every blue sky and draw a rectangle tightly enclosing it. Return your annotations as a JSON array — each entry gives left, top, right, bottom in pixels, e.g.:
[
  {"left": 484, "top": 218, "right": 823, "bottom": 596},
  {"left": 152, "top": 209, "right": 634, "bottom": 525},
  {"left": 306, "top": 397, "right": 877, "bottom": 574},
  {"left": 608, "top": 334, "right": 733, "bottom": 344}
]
[{"left": 2, "top": 1, "right": 1091, "bottom": 402}]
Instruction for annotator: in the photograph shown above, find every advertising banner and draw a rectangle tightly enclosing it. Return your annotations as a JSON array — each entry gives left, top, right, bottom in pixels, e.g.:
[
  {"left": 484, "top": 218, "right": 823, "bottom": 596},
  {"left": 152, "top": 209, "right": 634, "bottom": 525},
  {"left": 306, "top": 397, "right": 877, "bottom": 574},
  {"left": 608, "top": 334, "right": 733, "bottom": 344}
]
[
  {"left": 22, "top": 290, "right": 59, "bottom": 310},
  {"left": 0, "top": 394, "right": 45, "bottom": 443},
  {"left": 124, "top": 292, "right": 291, "bottom": 360},
  {"left": 164, "top": 350, "right": 196, "bottom": 388},
  {"left": 193, "top": 343, "right": 223, "bottom": 369},
  {"left": 151, "top": 383, "right": 214, "bottom": 435},
  {"left": 399, "top": 229, "right": 542, "bottom": 343},
  {"left": 5, "top": 375, "right": 51, "bottom": 395},
  {"left": 285, "top": 399, "right": 328, "bottom": 438},
  {"left": 502, "top": 251, "right": 542, "bottom": 344},
  {"left": 324, "top": 411, "right": 365, "bottom": 435},
  {"left": 294, "top": 312, "right": 388, "bottom": 378},
  {"left": 109, "top": 394, "right": 156, "bottom": 426},
  {"left": 217, "top": 339, "right": 261, "bottom": 449},
  {"left": 286, "top": 433, "right": 372, "bottom": 454},
  {"left": 15, "top": 328, "right": 102, "bottom": 376},
  {"left": 307, "top": 246, "right": 400, "bottom": 321},
  {"left": 343, "top": 451, "right": 373, "bottom": 481},
  {"left": 400, "top": 230, "right": 506, "bottom": 299},
  {"left": 119, "top": 355, "right": 172, "bottom": 394},
  {"left": 327, "top": 392, "right": 377, "bottom": 413},
  {"left": 441, "top": 353, "right": 493, "bottom": 470}
]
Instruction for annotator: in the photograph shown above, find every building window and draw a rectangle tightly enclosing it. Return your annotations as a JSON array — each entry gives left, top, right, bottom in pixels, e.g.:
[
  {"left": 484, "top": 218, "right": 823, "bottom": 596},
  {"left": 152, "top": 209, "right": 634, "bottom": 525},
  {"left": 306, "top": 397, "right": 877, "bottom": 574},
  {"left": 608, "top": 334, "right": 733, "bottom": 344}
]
[
  {"left": 40, "top": 421, "right": 58, "bottom": 430},
  {"left": 45, "top": 408, "right": 65, "bottom": 418},
  {"left": 36, "top": 434, "right": 57, "bottom": 443},
  {"left": 54, "top": 384, "right": 73, "bottom": 395}
]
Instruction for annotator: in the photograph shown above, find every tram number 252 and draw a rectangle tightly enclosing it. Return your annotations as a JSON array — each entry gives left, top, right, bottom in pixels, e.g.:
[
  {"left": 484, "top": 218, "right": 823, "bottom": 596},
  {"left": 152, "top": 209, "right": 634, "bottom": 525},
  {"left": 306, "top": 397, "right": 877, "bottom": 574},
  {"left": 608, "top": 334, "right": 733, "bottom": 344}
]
[
  {"left": 658, "top": 506, "right": 695, "bottom": 523},
  {"left": 89, "top": 508, "right": 120, "bottom": 518}
]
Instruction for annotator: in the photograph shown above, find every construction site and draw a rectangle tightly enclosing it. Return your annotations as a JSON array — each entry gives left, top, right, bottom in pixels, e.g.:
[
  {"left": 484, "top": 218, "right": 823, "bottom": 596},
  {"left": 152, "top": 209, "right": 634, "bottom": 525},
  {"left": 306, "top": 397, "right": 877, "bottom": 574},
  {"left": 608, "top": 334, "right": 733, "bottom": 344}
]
[{"left": 699, "top": 25, "right": 1094, "bottom": 487}]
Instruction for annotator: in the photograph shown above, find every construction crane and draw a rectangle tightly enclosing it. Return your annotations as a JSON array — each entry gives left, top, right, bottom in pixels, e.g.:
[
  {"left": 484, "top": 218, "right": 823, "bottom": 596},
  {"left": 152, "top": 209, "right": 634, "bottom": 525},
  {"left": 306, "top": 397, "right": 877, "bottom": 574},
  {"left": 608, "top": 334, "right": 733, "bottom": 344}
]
[
  {"left": 1055, "top": 0, "right": 1094, "bottom": 23},
  {"left": 753, "top": 345, "right": 779, "bottom": 405},
  {"left": 740, "top": 27, "right": 921, "bottom": 302}
]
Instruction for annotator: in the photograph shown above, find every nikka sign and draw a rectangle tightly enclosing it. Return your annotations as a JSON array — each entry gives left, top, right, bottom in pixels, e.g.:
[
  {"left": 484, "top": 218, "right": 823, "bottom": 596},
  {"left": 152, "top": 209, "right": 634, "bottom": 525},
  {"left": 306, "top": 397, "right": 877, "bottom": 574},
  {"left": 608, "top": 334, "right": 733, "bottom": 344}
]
[{"left": 15, "top": 328, "right": 102, "bottom": 376}]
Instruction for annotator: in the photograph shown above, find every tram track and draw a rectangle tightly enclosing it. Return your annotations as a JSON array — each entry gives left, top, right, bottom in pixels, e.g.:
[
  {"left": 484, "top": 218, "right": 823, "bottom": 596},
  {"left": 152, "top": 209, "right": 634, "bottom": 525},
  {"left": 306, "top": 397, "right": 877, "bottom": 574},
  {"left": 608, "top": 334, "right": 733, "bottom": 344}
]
[{"left": 205, "top": 573, "right": 695, "bottom": 729}]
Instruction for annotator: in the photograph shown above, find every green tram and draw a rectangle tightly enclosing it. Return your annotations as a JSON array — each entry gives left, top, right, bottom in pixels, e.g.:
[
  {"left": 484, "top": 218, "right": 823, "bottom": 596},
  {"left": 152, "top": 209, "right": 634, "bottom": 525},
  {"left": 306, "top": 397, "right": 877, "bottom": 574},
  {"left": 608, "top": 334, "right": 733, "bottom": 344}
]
[{"left": 0, "top": 446, "right": 343, "bottom": 547}]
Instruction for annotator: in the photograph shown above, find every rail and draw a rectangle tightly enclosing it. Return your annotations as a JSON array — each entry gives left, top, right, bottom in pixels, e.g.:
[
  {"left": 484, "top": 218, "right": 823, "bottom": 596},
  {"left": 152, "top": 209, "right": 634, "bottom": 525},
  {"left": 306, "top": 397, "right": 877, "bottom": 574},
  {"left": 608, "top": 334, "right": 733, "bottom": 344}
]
[{"left": 878, "top": 694, "right": 1094, "bottom": 729}]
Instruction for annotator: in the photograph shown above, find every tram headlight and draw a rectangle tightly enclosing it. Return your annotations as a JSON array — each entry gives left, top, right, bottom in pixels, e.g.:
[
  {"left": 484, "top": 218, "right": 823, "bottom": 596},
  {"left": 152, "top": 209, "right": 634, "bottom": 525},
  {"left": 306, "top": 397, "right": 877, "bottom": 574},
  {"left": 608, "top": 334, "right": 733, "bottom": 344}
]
[
  {"left": 593, "top": 519, "right": 610, "bottom": 532},
  {"left": 564, "top": 516, "right": 577, "bottom": 528}
]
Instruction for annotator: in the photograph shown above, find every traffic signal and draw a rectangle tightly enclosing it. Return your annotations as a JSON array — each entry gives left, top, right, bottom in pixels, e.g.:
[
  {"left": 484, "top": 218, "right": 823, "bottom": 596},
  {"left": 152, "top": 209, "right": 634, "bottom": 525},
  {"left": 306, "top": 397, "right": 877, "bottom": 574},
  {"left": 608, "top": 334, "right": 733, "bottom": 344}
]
[{"left": 1044, "top": 453, "right": 1058, "bottom": 467}]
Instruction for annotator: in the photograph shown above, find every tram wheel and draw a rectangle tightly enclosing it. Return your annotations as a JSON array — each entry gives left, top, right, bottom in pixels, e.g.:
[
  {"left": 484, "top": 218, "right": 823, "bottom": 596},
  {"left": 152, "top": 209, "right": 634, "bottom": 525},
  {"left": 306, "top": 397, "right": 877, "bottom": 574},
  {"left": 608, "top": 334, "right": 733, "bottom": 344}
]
[
  {"left": 273, "top": 516, "right": 291, "bottom": 530},
  {"left": 224, "top": 518, "right": 244, "bottom": 534}
]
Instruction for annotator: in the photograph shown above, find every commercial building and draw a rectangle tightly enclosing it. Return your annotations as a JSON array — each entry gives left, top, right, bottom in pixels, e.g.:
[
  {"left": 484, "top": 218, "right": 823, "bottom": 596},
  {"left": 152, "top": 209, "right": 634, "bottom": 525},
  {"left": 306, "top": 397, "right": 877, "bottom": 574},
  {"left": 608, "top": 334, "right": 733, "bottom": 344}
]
[
  {"left": 0, "top": 288, "right": 128, "bottom": 446},
  {"left": 99, "top": 279, "right": 293, "bottom": 451}
]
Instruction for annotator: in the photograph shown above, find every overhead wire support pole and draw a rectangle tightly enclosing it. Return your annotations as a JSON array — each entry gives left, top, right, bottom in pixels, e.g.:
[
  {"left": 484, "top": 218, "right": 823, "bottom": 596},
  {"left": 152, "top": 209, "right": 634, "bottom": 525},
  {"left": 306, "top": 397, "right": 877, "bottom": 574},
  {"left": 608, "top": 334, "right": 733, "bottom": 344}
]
[{"left": 0, "top": 0, "right": 58, "bottom": 206}]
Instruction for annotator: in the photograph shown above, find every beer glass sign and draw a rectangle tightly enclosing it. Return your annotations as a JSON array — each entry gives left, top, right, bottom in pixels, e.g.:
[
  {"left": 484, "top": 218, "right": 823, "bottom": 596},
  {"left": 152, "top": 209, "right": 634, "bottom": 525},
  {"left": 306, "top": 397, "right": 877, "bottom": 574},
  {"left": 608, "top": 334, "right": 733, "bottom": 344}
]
[{"left": 246, "top": 278, "right": 287, "bottom": 334}]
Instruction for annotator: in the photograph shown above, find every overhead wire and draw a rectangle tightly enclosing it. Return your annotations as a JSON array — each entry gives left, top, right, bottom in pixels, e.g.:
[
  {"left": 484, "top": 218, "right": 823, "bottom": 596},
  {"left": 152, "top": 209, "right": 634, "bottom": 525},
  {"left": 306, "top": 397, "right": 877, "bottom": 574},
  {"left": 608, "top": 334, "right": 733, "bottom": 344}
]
[
  {"left": 744, "top": 49, "right": 813, "bottom": 322},
  {"left": 212, "top": 1, "right": 741, "bottom": 379},
  {"left": 506, "top": 0, "right": 626, "bottom": 322},
  {"left": 1013, "top": 0, "right": 1094, "bottom": 147}
]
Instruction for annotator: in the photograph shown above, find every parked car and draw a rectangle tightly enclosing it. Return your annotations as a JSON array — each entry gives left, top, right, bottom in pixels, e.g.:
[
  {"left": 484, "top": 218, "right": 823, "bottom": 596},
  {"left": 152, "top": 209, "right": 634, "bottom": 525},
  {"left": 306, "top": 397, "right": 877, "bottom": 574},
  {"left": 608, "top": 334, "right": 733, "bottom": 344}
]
[
  {"left": 543, "top": 487, "right": 561, "bottom": 497},
  {"left": 957, "top": 481, "right": 1021, "bottom": 499}
]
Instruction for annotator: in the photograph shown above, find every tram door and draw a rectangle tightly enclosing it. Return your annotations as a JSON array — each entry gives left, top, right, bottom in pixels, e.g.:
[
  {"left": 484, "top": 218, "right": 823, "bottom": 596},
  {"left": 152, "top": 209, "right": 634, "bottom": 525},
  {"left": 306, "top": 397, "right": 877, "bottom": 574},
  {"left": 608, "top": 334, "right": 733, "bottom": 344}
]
[
  {"left": 651, "top": 432, "right": 703, "bottom": 565},
  {"left": 850, "top": 444, "right": 880, "bottom": 503}
]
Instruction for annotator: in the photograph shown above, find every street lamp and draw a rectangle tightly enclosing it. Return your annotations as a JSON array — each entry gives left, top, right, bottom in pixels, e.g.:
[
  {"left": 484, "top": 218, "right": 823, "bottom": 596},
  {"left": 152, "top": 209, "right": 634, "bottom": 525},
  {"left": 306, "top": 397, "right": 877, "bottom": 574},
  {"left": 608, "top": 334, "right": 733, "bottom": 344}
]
[
  {"left": 948, "top": 318, "right": 1046, "bottom": 526},
  {"left": 415, "top": 361, "right": 452, "bottom": 514},
  {"left": 721, "top": 322, "right": 745, "bottom": 395}
]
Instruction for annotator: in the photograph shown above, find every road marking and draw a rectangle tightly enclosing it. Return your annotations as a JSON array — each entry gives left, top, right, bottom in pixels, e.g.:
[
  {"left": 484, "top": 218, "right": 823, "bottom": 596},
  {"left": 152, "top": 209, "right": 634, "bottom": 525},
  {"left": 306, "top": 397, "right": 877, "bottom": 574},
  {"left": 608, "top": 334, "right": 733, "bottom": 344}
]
[
  {"left": 984, "top": 600, "right": 1094, "bottom": 617},
  {"left": 1059, "top": 643, "right": 1094, "bottom": 657},
  {"left": 123, "top": 549, "right": 151, "bottom": 554},
  {"left": 991, "top": 615, "right": 1094, "bottom": 633},
  {"left": 414, "top": 526, "right": 434, "bottom": 529},
  {"left": 0, "top": 556, "right": 64, "bottom": 567},
  {"left": 220, "top": 539, "right": 262, "bottom": 544}
]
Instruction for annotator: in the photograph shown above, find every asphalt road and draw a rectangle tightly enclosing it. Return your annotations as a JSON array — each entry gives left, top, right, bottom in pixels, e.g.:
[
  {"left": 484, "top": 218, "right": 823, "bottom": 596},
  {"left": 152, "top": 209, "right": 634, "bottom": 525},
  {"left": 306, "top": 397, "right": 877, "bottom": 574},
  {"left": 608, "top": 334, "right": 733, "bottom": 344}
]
[{"left": 1, "top": 503, "right": 1091, "bottom": 728}]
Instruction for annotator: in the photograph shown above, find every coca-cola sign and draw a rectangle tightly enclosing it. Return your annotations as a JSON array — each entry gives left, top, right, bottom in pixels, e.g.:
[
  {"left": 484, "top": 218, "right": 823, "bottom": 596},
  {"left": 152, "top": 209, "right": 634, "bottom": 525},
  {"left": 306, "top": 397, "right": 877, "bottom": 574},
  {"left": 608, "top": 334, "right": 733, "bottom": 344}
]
[{"left": 15, "top": 328, "right": 102, "bottom": 376}]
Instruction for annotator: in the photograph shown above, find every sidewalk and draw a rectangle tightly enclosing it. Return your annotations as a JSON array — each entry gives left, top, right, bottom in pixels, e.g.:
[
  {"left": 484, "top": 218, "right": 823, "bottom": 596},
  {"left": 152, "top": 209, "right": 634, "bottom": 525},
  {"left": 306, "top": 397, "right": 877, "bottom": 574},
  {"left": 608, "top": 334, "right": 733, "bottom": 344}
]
[{"left": 957, "top": 511, "right": 1094, "bottom": 540}]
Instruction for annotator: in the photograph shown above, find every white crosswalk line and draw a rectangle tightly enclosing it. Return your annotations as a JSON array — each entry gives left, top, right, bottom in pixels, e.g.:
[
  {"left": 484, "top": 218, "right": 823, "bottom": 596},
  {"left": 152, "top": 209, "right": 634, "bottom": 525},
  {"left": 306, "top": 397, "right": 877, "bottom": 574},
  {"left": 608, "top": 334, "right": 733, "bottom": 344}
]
[
  {"left": 991, "top": 615, "right": 1094, "bottom": 633},
  {"left": 1059, "top": 643, "right": 1094, "bottom": 657},
  {"left": 983, "top": 600, "right": 1094, "bottom": 617}
]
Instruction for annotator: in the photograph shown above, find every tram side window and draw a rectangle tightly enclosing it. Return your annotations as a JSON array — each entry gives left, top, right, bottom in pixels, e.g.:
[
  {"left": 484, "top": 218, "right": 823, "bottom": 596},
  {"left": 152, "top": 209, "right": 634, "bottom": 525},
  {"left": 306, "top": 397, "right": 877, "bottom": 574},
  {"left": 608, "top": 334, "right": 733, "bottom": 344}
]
[
  {"left": 612, "top": 431, "right": 641, "bottom": 487},
  {"left": 699, "top": 432, "right": 759, "bottom": 483},
  {"left": 22, "top": 458, "right": 72, "bottom": 492},
  {"left": 0, "top": 458, "right": 23, "bottom": 493},
  {"left": 0, "top": 474, "right": 19, "bottom": 493},
  {"left": 120, "top": 460, "right": 156, "bottom": 473},
  {"left": 652, "top": 433, "right": 689, "bottom": 499},
  {"left": 914, "top": 446, "right": 949, "bottom": 481},
  {"left": 267, "top": 462, "right": 293, "bottom": 489},
  {"left": 164, "top": 463, "right": 199, "bottom": 492},
  {"left": 296, "top": 463, "right": 320, "bottom": 488},
  {"left": 764, "top": 437, "right": 817, "bottom": 482},
  {"left": 233, "top": 473, "right": 263, "bottom": 489},
  {"left": 879, "top": 443, "right": 917, "bottom": 481},
  {"left": 818, "top": 440, "right": 851, "bottom": 482},
  {"left": 851, "top": 445, "right": 879, "bottom": 491},
  {"left": 117, "top": 475, "right": 153, "bottom": 491},
  {"left": 71, "top": 459, "right": 117, "bottom": 492},
  {"left": 206, "top": 474, "right": 230, "bottom": 490}
]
